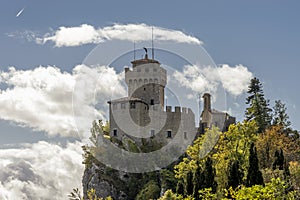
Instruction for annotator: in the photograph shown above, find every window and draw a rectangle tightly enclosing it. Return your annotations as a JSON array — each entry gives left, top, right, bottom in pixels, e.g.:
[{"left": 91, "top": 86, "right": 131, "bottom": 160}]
[
  {"left": 150, "top": 99, "right": 154, "bottom": 105},
  {"left": 167, "top": 130, "right": 172, "bottom": 138},
  {"left": 113, "top": 103, "right": 117, "bottom": 109},
  {"left": 150, "top": 130, "right": 155, "bottom": 138},
  {"left": 137, "top": 68, "right": 141, "bottom": 72},
  {"left": 121, "top": 103, "right": 126, "bottom": 109},
  {"left": 153, "top": 68, "right": 157, "bottom": 72},
  {"left": 145, "top": 68, "right": 149, "bottom": 72},
  {"left": 113, "top": 129, "right": 117, "bottom": 136},
  {"left": 184, "top": 132, "right": 187, "bottom": 140},
  {"left": 130, "top": 102, "right": 136, "bottom": 109}
]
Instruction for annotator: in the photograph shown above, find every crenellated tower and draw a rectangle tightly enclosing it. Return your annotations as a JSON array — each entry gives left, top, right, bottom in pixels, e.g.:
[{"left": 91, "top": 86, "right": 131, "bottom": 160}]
[{"left": 124, "top": 51, "right": 167, "bottom": 108}]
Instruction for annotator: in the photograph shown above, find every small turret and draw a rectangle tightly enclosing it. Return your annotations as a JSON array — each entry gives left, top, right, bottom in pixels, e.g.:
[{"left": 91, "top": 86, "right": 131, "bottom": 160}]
[{"left": 203, "top": 93, "right": 211, "bottom": 112}]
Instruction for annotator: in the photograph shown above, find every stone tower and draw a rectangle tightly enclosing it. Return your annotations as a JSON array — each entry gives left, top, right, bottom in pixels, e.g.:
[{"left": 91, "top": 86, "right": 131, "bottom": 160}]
[
  {"left": 199, "top": 93, "right": 236, "bottom": 133},
  {"left": 124, "top": 51, "right": 167, "bottom": 108}
]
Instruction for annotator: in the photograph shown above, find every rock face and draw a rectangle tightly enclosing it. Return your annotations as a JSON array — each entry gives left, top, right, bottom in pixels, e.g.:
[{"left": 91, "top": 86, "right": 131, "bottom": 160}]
[
  {"left": 82, "top": 162, "right": 128, "bottom": 200},
  {"left": 82, "top": 158, "right": 159, "bottom": 200}
]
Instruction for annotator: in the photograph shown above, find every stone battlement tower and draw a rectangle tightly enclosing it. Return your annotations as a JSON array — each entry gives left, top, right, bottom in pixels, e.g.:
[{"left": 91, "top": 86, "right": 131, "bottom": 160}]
[
  {"left": 124, "top": 52, "right": 166, "bottom": 108},
  {"left": 108, "top": 49, "right": 196, "bottom": 148},
  {"left": 107, "top": 49, "right": 235, "bottom": 150}
]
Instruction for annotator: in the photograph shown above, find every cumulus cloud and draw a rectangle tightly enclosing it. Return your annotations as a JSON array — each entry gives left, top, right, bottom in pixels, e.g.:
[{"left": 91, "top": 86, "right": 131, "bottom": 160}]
[
  {"left": 218, "top": 64, "right": 253, "bottom": 96},
  {"left": 0, "top": 141, "right": 84, "bottom": 200},
  {"left": 0, "top": 65, "right": 125, "bottom": 139},
  {"left": 36, "top": 23, "right": 202, "bottom": 47},
  {"left": 173, "top": 64, "right": 253, "bottom": 96}
]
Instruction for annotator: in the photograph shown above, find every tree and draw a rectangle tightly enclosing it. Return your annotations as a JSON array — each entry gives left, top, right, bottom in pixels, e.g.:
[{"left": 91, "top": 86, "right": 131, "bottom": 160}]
[
  {"left": 213, "top": 121, "right": 257, "bottom": 192},
  {"left": 228, "top": 159, "right": 243, "bottom": 189},
  {"left": 135, "top": 180, "right": 161, "bottom": 200},
  {"left": 245, "top": 77, "right": 272, "bottom": 133},
  {"left": 185, "top": 171, "right": 194, "bottom": 196},
  {"left": 272, "top": 100, "right": 291, "bottom": 129},
  {"left": 203, "top": 157, "right": 217, "bottom": 192},
  {"left": 246, "top": 143, "right": 264, "bottom": 187},
  {"left": 256, "top": 125, "right": 300, "bottom": 169},
  {"left": 273, "top": 149, "right": 284, "bottom": 170},
  {"left": 193, "top": 163, "right": 204, "bottom": 200},
  {"left": 227, "top": 178, "right": 298, "bottom": 200},
  {"left": 176, "top": 181, "right": 184, "bottom": 196}
]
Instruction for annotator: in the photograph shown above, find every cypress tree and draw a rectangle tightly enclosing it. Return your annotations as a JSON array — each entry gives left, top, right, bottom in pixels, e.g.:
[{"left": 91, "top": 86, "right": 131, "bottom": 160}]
[
  {"left": 246, "top": 143, "right": 264, "bottom": 186},
  {"left": 176, "top": 181, "right": 184, "bottom": 196},
  {"left": 273, "top": 149, "right": 284, "bottom": 170},
  {"left": 185, "top": 171, "right": 194, "bottom": 196},
  {"left": 203, "top": 157, "right": 217, "bottom": 192},
  {"left": 283, "top": 159, "right": 291, "bottom": 180},
  {"left": 193, "top": 165, "right": 203, "bottom": 200},
  {"left": 228, "top": 159, "right": 243, "bottom": 189}
]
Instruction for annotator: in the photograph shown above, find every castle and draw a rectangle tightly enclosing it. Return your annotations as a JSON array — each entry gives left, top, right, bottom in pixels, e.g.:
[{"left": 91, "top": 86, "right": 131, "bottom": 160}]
[{"left": 108, "top": 50, "right": 235, "bottom": 149}]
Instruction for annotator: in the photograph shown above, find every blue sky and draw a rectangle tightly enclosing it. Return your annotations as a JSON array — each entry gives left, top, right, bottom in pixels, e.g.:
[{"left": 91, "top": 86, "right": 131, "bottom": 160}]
[{"left": 0, "top": 1, "right": 299, "bottom": 199}]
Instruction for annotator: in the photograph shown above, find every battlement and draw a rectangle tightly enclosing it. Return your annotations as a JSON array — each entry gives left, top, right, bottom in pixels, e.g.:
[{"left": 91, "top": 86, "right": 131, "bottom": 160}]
[{"left": 165, "top": 106, "right": 193, "bottom": 114}]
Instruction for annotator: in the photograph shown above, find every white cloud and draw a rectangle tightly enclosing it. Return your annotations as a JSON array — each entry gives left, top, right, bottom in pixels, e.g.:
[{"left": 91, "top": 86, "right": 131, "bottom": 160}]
[
  {"left": 0, "top": 65, "right": 125, "bottom": 139},
  {"left": 172, "top": 64, "right": 253, "bottom": 96},
  {"left": 218, "top": 64, "right": 253, "bottom": 96},
  {"left": 0, "top": 141, "right": 84, "bottom": 200},
  {"left": 173, "top": 65, "right": 216, "bottom": 94},
  {"left": 7, "top": 30, "right": 39, "bottom": 43},
  {"left": 39, "top": 23, "right": 202, "bottom": 47}
]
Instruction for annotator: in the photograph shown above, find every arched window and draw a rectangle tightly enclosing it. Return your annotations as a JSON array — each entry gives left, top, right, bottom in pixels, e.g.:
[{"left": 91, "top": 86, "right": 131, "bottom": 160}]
[{"left": 134, "top": 79, "right": 137, "bottom": 87}]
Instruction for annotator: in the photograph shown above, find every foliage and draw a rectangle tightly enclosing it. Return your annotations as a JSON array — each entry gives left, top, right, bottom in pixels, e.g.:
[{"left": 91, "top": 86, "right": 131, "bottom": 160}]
[
  {"left": 273, "top": 149, "right": 284, "bottom": 170},
  {"left": 135, "top": 180, "right": 161, "bottom": 200},
  {"left": 192, "top": 164, "right": 203, "bottom": 199},
  {"left": 202, "top": 157, "right": 217, "bottom": 192},
  {"left": 68, "top": 188, "right": 82, "bottom": 200},
  {"left": 158, "top": 189, "right": 193, "bottom": 200},
  {"left": 246, "top": 143, "right": 264, "bottom": 187},
  {"left": 127, "top": 139, "right": 140, "bottom": 153},
  {"left": 174, "top": 126, "right": 221, "bottom": 180},
  {"left": 256, "top": 125, "right": 300, "bottom": 169},
  {"left": 198, "top": 188, "right": 217, "bottom": 200},
  {"left": 245, "top": 77, "right": 272, "bottom": 133},
  {"left": 176, "top": 181, "right": 184, "bottom": 195},
  {"left": 272, "top": 100, "right": 291, "bottom": 129},
  {"left": 82, "top": 120, "right": 108, "bottom": 167},
  {"left": 87, "top": 188, "right": 113, "bottom": 200},
  {"left": 160, "top": 169, "right": 178, "bottom": 193},
  {"left": 185, "top": 171, "right": 194, "bottom": 196},
  {"left": 227, "top": 159, "right": 243, "bottom": 189},
  {"left": 289, "top": 161, "right": 300, "bottom": 192},
  {"left": 213, "top": 121, "right": 257, "bottom": 191},
  {"left": 225, "top": 178, "right": 298, "bottom": 200}
]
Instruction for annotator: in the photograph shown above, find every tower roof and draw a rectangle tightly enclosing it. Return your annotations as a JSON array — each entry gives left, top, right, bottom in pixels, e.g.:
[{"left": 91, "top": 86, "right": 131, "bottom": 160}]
[{"left": 131, "top": 57, "right": 160, "bottom": 68}]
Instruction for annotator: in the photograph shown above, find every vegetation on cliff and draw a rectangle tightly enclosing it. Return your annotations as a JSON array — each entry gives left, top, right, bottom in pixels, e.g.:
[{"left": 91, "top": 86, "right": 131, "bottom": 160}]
[{"left": 71, "top": 77, "right": 300, "bottom": 199}]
